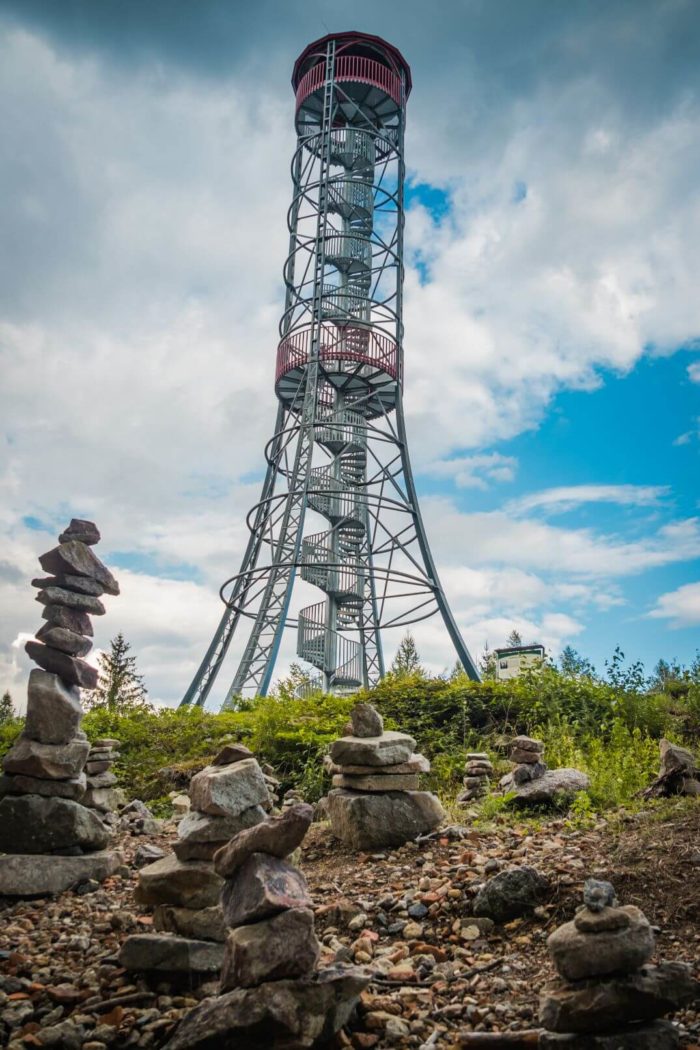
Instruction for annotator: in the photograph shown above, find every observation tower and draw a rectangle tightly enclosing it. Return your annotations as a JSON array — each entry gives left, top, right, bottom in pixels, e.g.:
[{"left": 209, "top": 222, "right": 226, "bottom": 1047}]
[{"left": 181, "top": 31, "right": 479, "bottom": 709}]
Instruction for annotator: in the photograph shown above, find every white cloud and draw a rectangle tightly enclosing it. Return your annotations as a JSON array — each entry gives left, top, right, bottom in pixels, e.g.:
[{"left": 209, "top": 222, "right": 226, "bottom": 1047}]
[
  {"left": 688, "top": 362, "right": 700, "bottom": 383},
  {"left": 428, "top": 452, "right": 518, "bottom": 489},
  {"left": 507, "top": 484, "right": 670, "bottom": 515},
  {"left": 648, "top": 582, "right": 700, "bottom": 628}
]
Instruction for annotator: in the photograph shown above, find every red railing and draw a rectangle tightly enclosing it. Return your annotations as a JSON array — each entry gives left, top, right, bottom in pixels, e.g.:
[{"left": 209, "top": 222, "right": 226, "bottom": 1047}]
[
  {"left": 296, "top": 55, "right": 402, "bottom": 111},
  {"left": 275, "top": 323, "right": 400, "bottom": 384}
]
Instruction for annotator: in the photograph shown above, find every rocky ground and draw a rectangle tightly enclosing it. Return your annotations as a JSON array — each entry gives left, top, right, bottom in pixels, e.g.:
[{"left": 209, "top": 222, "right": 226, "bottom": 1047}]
[{"left": 1, "top": 800, "right": 699, "bottom": 1049}]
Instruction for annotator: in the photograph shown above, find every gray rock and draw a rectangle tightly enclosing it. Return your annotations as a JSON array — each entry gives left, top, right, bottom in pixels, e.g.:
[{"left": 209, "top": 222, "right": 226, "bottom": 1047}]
[
  {"left": 575, "top": 905, "right": 630, "bottom": 933},
  {"left": 34, "top": 623, "right": 93, "bottom": 657},
  {"left": 511, "top": 746, "right": 545, "bottom": 764},
  {"left": 539, "top": 962, "right": 699, "bottom": 1033},
  {"left": 33, "top": 574, "right": 105, "bottom": 596},
  {"left": 163, "top": 966, "right": 370, "bottom": 1050},
  {"left": 3, "top": 735, "right": 89, "bottom": 778},
  {"left": 466, "top": 752, "right": 491, "bottom": 761},
  {"left": 41, "top": 603, "right": 94, "bottom": 636},
  {"left": 329, "top": 730, "right": 416, "bottom": 768},
  {"left": 221, "top": 853, "right": 311, "bottom": 927},
  {"left": 118, "top": 933, "right": 224, "bottom": 973},
  {"left": 86, "top": 770, "right": 118, "bottom": 788},
  {"left": 323, "top": 752, "right": 430, "bottom": 776},
  {"left": 135, "top": 854, "right": 223, "bottom": 909},
  {"left": 35, "top": 586, "right": 106, "bottom": 615},
  {"left": 213, "top": 803, "right": 313, "bottom": 877},
  {"left": 327, "top": 789, "right": 444, "bottom": 850},
  {"left": 463, "top": 775, "right": 490, "bottom": 788},
  {"left": 0, "top": 794, "right": 110, "bottom": 853},
  {"left": 83, "top": 784, "right": 124, "bottom": 812},
  {"left": 28, "top": 1020, "right": 85, "bottom": 1049},
  {"left": 174, "top": 805, "right": 267, "bottom": 861},
  {"left": 512, "top": 735, "right": 545, "bottom": 751},
  {"left": 659, "top": 738, "right": 696, "bottom": 776},
  {"left": 331, "top": 772, "right": 420, "bottom": 792},
  {"left": 473, "top": 865, "right": 549, "bottom": 923},
  {"left": 39, "top": 540, "right": 119, "bottom": 595},
  {"left": 464, "top": 761, "right": 493, "bottom": 776},
  {"left": 93, "top": 737, "right": 120, "bottom": 748},
  {"left": 0, "top": 849, "right": 123, "bottom": 896},
  {"left": 85, "top": 759, "right": 112, "bottom": 774},
  {"left": 508, "top": 768, "right": 591, "bottom": 806},
  {"left": 58, "top": 519, "right": 101, "bottom": 545},
  {"left": 212, "top": 743, "right": 254, "bottom": 766},
  {"left": 154, "top": 905, "right": 227, "bottom": 943},
  {"left": 0, "top": 771, "right": 86, "bottom": 801},
  {"left": 221, "top": 908, "right": 320, "bottom": 989},
  {"left": 135, "top": 843, "right": 166, "bottom": 867},
  {"left": 547, "top": 905, "right": 654, "bottom": 981},
  {"left": 189, "top": 758, "right": 270, "bottom": 818},
  {"left": 583, "top": 878, "right": 617, "bottom": 912},
  {"left": 24, "top": 641, "right": 98, "bottom": 688},
  {"left": 23, "top": 670, "right": 84, "bottom": 745},
  {"left": 513, "top": 760, "right": 548, "bottom": 784},
  {"left": 350, "top": 702, "right": 384, "bottom": 738},
  {"left": 539, "top": 1020, "right": 679, "bottom": 1049}
]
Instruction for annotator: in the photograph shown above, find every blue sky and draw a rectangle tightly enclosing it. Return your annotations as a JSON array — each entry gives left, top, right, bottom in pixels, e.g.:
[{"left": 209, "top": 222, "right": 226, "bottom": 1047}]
[{"left": 0, "top": 0, "right": 698, "bottom": 706}]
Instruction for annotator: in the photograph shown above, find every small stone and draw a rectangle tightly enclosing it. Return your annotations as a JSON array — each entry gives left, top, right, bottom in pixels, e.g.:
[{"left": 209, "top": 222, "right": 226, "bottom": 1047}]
[
  {"left": 135, "top": 854, "right": 223, "bottom": 909},
  {"left": 24, "top": 641, "right": 98, "bottom": 688},
  {"left": 547, "top": 905, "right": 654, "bottom": 981},
  {"left": 83, "top": 784, "right": 124, "bottom": 812},
  {"left": 538, "top": 1020, "right": 680, "bottom": 1048},
  {"left": 35, "top": 586, "right": 106, "bottom": 615},
  {"left": 331, "top": 773, "right": 420, "bottom": 792},
  {"left": 0, "top": 795, "right": 110, "bottom": 854},
  {"left": 511, "top": 746, "right": 545, "bottom": 764},
  {"left": 39, "top": 540, "right": 119, "bottom": 595},
  {"left": 574, "top": 906, "right": 631, "bottom": 933},
  {"left": 213, "top": 803, "right": 313, "bottom": 877},
  {"left": 473, "top": 865, "right": 549, "bottom": 923},
  {"left": 583, "top": 878, "right": 617, "bottom": 912},
  {"left": 23, "top": 669, "right": 84, "bottom": 745},
  {"left": 512, "top": 735, "right": 545, "bottom": 752},
  {"left": 221, "top": 853, "right": 311, "bottom": 927},
  {"left": 466, "top": 752, "right": 490, "bottom": 761},
  {"left": 93, "top": 737, "right": 120, "bottom": 747},
  {"left": 0, "top": 849, "right": 123, "bottom": 896},
  {"left": 41, "top": 603, "right": 94, "bottom": 636},
  {"left": 189, "top": 758, "right": 270, "bottom": 817},
  {"left": 212, "top": 743, "right": 254, "bottom": 766},
  {"left": 85, "top": 760, "right": 112, "bottom": 775},
  {"left": 513, "top": 760, "right": 548, "bottom": 784},
  {"left": 34, "top": 623, "right": 93, "bottom": 656},
  {"left": 135, "top": 843, "right": 166, "bottom": 867},
  {"left": 0, "top": 771, "right": 86, "bottom": 801},
  {"left": 33, "top": 574, "right": 105, "bottom": 596},
  {"left": 220, "top": 908, "right": 320, "bottom": 989},
  {"left": 86, "top": 770, "right": 118, "bottom": 788},
  {"left": 465, "top": 761, "right": 493, "bottom": 775},
  {"left": 3, "top": 734, "right": 89, "bottom": 778},
  {"left": 58, "top": 519, "right": 101, "bottom": 545},
  {"left": 324, "top": 753, "right": 430, "bottom": 776},
  {"left": 174, "top": 805, "right": 267, "bottom": 860},
  {"left": 329, "top": 731, "right": 416, "bottom": 768},
  {"left": 154, "top": 905, "right": 227, "bottom": 943},
  {"left": 118, "top": 933, "right": 224, "bottom": 973},
  {"left": 350, "top": 703, "right": 384, "bottom": 738}
]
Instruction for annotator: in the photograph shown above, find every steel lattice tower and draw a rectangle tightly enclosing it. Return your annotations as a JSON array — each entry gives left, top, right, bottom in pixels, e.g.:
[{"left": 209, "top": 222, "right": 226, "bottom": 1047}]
[{"left": 180, "top": 31, "right": 480, "bottom": 710}]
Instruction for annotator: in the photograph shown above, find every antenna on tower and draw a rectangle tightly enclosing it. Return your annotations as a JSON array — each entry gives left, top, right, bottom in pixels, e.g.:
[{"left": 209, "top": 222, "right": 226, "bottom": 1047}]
[{"left": 180, "top": 31, "right": 480, "bottom": 709}]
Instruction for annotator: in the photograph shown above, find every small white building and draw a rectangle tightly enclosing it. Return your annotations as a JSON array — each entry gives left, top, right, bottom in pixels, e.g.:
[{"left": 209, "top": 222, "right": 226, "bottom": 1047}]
[{"left": 494, "top": 644, "right": 545, "bottom": 681}]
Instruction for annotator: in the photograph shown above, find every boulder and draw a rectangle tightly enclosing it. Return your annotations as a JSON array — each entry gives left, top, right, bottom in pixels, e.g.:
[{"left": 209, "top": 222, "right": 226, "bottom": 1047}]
[
  {"left": 328, "top": 731, "right": 416, "bottom": 768},
  {"left": 3, "top": 735, "right": 89, "bottom": 778},
  {"left": 135, "top": 854, "right": 224, "bottom": 910},
  {"left": 24, "top": 641, "right": 98, "bottom": 689},
  {"left": 154, "top": 905, "right": 227, "bottom": 943},
  {"left": 0, "top": 849, "right": 123, "bottom": 896},
  {"left": 221, "top": 853, "right": 311, "bottom": 927},
  {"left": 0, "top": 771, "right": 86, "bottom": 801},
  {"left": 350, "top": 703, "right": 384, "bottom": 738},
  {"left": 39, "top": 540, "right": 119, "bottom": 595},
  {"left": 513, "top": 761, "right": 548, "bottom": 784},
  {"left": 23, "top": 670, "right": 84, "bottom": 745},
  {"left": 539, "top": 962, "right": 700, "bottom": 1034},
  {"left": 174, "top": 805, "right": 267, "bottom": 861},
  {"left": 163, "top": 966, "right": 370, "bottom": 1050},
  {"left": 212, "top": 743, "right": 254, "bottom": 766},
  {"left": 508, "top": 768, "right": 590, "bottom": 806},
  {"left": 58, "top": 519, "right": 101, "bottom": 545},
  {"left": 34, "top": 624, "right": 93, "bottom": 657},
  {"left": 0, "top": 794, "right": 110, "bottom": 853},
  {"left": 213, "top": 803, "right": 313, "bottom": 877},
  {"left": 331, "top": 772, "right": 420, "bottom": 792},
  {"left": 327, "top": 789, "right": 444, "bottom": 850},
  {"left": 659, "top": 739, "right": 696, "bottom": 776},
  {"left": 189, "top": 758, "right": 269, "bottom": 817},
  {"left": 35, "top": 586, "right": 106, "bottom": 615},
  {"left": 33, "top": 573, "right": 105, "bottom": 596},
  {"left": 220, "top": 908, "right": 320, "bottom": 989},
  {"left": 473, "top": 865, "right": 549, "bottom": 923},
  {"left": 41, "top": 604, "right": 94, "bottom": 636},
  {"left": 539, "top": 1020, "right": 680, "bottom": 1049},
  {"left": 547, "top": 905, "right": 654, "bottom": 981},
  {"left": 118, "top": 933, "right": 224, "bottom": 974}
]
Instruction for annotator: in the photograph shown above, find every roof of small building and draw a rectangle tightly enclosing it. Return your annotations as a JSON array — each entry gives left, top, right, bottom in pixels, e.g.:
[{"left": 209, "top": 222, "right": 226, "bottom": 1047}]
[
  {"left": 292, "top": 31, "right": 412, "bottom": 97},
  {"left": 493, "top": 644, "right": 545, "bottom": 657}
]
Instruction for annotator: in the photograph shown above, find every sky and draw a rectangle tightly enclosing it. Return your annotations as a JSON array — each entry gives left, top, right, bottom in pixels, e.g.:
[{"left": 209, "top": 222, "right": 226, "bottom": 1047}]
[{"left": 0, "top": 0, "right": 699, "bottom": 710}]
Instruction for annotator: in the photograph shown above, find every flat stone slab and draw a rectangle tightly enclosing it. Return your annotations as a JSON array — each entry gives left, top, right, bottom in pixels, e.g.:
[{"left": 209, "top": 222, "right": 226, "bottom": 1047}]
[
  {"left": 547, "top": 905, "right": 654, "bottom": 981},
  {"left": 0, "top": 771, "right": 86, "bottom": 801},
  {"left": 0, "top": 850, "right": 124, "bottom": 896},
  {"left": 220, "top": 908, "right": 320, "bottom": 989},
  {"left": 0, "top": 794, "right": 110, "bottom": 854},
  {"left": 328, "top": 731, "right": 416, "bottom": 768},
  {"left": 174, "top": 805, "right": 267, "bottom": 861},
  {"left": 136, "top": 854, "right": 223, "bottom": 910},
  {"left": 39, "top": 540, "right": 119, "bottom": 595},
  {"left": 324, "top": 752, "right": 429, "bottom": 776},
  {"left": 327, "top": 789, "right": 443, "bottom": 850},
  {"left": 24, "top": 670, "right": 84, "bottom": 744},
  {"left": 331, "top": 773, "right": 420, "bottom": 792},
  {"left": 24, "top": 641, "right": 98, "bottom": 689},
  {"left": 507, "top": 768, "right": 591, "bottom": 805},
  {"left": 154, "top": 905, "right": 227, "bottom": 943},
  {"left": 41, "top": 604, "right": 94, "bottom": 636},
  {"left": 539, "top": 1020, "right": 679, "bottom": 1049},
  {"left": 213, "top": 803, "right": 313, "bottom": 878},
  {"left": 189, "top": 758, "right": 269, "bottom": 817},
  {"left": 3, "top": 735, "right": 89, "bottom": 779},
  {"left": 119, "top": 933, "right": 224, "bottom": 974}
]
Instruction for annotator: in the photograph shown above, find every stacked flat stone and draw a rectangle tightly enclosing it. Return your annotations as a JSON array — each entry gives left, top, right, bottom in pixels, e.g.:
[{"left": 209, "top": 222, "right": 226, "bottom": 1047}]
[
  {"left": 508, "top": 734, "right": 547, "bottom": 785},
  {"left": 83, "top": 737, "right": 124, "bottom": 813},
  {"left": 163, "top": 804, "right": 369, "bottom": 1050},
  {"left": 500, "top": 734, "right": 590, "bottom": 805},
  {"left": 324, "top": 703, "right": 444, "bottom": 850},
  {"left": 0, "top": 520, "right": 124, "bottom": 896},
  {"left": 119, "top": 744, "right": 271, "bottom": 976},
  {"left": 457, "top": 751, "right": 494, "bottom": 803},
  {"left": 539, "top": 879, "right": 699, "bottom": 1048}
]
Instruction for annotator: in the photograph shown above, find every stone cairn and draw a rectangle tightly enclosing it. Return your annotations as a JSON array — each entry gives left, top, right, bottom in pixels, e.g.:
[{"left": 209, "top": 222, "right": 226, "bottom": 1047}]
[
  {"left": 164, "top": 803, "right": 369, "bottom": 1050},
  {"left": 84, "top": 737, "right": 124, "bottom": 815},
  {"left": 539, "top": 878, "right": 699, "bottom": 1048},
  {"left": 500, "top": 734, "right": 590, "bottom": 805},
  {"left": 0, "top": 519, "right": 124, "bottom": 896},
  {"left": 324, "top": 703, "right": 444, "bottom": 850},
  {"left": 458, "top": 751, "right": 494, "bottom": 803},
  {"left": 119, "top": 743, "right": 273, "bottom": 977}
]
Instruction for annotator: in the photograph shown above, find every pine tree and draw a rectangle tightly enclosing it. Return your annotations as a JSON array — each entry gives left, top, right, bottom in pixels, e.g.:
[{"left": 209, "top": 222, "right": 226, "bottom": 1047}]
[
  {"left": 559, "top": 645, "right": 596, "bottom": 679},
  {"left": 84, "top": 633, "right": 149, "bottom": 712},
  {"left": 390, "top": 632, "right": 423, "bottom": 677},
  {"left": 0, "top": 690, "right": 15, "bottom": 724},
  {"left": 478, "top": 643, "right": 497, "bottom": 680},
  {"left": 506, "top": 629, "right": 523, "bottom": 647}
]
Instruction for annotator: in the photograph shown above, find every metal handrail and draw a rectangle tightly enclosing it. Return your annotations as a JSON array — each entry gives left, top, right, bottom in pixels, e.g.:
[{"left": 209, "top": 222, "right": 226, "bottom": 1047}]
[
  {"left": 296, "top": 55, "right": 402, "bottom": 110},
  {"left": 276, "top": 323, "right": 400, "bottom": 383}
]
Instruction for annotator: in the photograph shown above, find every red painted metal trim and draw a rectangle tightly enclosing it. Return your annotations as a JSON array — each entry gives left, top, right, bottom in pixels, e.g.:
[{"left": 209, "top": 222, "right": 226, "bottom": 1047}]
[
  {"left": 295, "top": 54, "right": 403, "bottom": 112},
  {"left": 292, "top": 31, "right": 412, "bottom": 97},
  {"left": 275, "top": 324, "right": 400, "bottom": 385}
]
